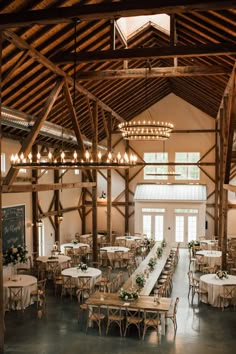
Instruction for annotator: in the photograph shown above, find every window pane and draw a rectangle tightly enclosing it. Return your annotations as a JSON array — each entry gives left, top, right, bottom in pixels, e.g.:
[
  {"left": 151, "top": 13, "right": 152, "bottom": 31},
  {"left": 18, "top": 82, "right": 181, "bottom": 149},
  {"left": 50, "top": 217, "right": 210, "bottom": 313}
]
[
  {"left": 143, "top": 215, "right": 151, "bottom": 239},
  {"left": 188, "top": 216, "right": 197, "bottom": 242},
  {"left": 142, "top": 208, "right": 165, "bottom": 213},
  {"left": 1, "top": 153, "right": 6, "bottom": 173},
  {"left": 175, "top": 216, "right": 184, "bottom": 242},
  {"left": 155, "top": 215, "right": 163, "bottom": 241},
  {"left": 144, "top": 152, "right": 168, "bottom": 180},
  {"left": 175, "top": 152, "right": 200, "bottom": 180}
]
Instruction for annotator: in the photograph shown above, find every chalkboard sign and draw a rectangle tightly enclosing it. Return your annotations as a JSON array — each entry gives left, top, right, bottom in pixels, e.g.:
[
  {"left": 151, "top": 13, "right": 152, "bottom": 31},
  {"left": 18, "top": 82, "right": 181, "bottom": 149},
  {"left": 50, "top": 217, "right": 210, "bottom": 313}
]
[{"left": 2, "top": 205, "right": 25, "bottom": 252}]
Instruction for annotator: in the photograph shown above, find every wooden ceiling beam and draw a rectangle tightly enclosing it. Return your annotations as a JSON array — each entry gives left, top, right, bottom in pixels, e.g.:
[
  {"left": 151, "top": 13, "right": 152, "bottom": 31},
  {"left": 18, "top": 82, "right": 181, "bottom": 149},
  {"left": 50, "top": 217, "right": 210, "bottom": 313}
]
[
  {"left": 54, "top": 43, "right": 236, "bottom": 64},
  {"left": 1, "top": 181, "right": 96, "bottom": 193},
  {"left": 0, "top": 1, "right": 235, "bottom": 28},
  {"left": 77, "top": 65, "right": 230, "bottom": 80}
]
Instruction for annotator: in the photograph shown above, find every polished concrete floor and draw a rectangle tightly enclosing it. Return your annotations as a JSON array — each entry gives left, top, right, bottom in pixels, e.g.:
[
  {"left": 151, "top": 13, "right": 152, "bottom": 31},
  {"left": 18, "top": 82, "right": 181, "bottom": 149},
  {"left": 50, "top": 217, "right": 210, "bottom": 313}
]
[{"left": 4, "top": 249, "right": 236, "bottom": 354}]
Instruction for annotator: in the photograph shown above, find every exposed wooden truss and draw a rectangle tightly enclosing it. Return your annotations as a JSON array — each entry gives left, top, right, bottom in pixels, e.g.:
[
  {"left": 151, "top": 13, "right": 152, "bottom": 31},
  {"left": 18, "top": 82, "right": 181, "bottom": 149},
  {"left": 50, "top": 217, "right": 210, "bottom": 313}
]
[
  {"left": 53, "top": 43, "right": 236, "bottom": 64},
  {"left": 77, "top": 65, "right": 230, "bottom": 80}
]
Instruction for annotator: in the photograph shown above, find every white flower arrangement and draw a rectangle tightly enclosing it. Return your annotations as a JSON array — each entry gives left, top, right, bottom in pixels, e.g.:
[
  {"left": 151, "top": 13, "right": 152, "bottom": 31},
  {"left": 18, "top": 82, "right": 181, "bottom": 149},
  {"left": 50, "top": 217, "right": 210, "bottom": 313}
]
[
  {"left": 78, "top": 263, "right": 88, "bottom": 271},
  {"left": 157, "top": 247, "right": 163, "bottom": 258},
  {"left": 119, "top": 288, "right": 139, "bottom": 301},
  {"left": 188, "top": 240, "right": 200, "bottom": 248},
  {"left": 216, "top": 270, "right": 228, "bottom": 279},
  {"left": 148, "top": 257, "right": 157, "bottom": 270},
  {"left": 3, "top": 244, "right": 28, "bottom": 265},
  {"left": 71, "top": 239, "right": 78, "bottom": 244},
  {"left": 135, "top": 273, "right": 145, "bottom": 288}
]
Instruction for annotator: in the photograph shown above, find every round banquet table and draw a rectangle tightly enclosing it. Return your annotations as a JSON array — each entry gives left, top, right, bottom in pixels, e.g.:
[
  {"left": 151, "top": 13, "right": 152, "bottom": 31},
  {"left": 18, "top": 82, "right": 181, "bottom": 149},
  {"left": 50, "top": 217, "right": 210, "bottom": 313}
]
[
  {"left": 37, "top": 255, "right": 71, "bottom": 264},
  {"left": 196, "top": 250, "right": 222, "bottom": 267},
  {"left": 100, "top": 246, "right": 130, "bottom": 263},
  {"left": 60, "top": 243, "right": 90, "bottom": 254},
  {"left": 200, "top": 273, "right": 236, "bottom": 307},
  {"left": 36, "top": 255, "right": 71, "bottom": 270},
  {"left": 61, "top": 267, "right": 101, "bottom": 289},
  {"left": 200, "top": 240, "right": 218, "bottom": 250},
  {"left": 116, "top": 235, "right": 142, "bottom": 247},
  {"left": 79, "top": 234, "right": 105, "bottom": 243},
  {"left": 3, "top": 274, "right": 37, "bottom": 310}
]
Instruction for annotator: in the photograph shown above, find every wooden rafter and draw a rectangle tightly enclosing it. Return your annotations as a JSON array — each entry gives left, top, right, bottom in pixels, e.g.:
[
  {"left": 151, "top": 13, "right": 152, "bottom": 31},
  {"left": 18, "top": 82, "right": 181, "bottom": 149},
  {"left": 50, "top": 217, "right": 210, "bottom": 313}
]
[
  {"left": 0, "top": 1, "right": 234, "bottom": 28},
  {"left": 3, "top": 78, "right": 64, "bottom": 186}
]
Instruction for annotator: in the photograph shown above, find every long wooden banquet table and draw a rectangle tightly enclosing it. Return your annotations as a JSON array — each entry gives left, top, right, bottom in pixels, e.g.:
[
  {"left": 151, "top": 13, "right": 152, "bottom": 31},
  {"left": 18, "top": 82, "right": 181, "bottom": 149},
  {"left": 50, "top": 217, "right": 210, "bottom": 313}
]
[
  {"left": 85, "top": 291, "right": 171, "bottom": 335},
  {"left": 122, "top": 242, "right": 173, "bottom": 296}
]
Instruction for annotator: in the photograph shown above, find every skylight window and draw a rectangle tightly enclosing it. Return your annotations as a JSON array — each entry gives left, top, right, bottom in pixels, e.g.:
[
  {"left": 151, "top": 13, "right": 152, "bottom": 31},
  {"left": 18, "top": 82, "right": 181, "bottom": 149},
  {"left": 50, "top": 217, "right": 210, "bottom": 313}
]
[{"left": 117, "top": 14, "right": 170, "bottom": 40}]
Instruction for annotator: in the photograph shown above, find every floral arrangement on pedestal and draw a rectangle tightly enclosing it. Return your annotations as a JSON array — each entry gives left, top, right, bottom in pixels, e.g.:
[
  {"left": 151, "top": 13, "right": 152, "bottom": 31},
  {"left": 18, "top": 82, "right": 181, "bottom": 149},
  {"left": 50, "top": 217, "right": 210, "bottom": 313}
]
[
  {"left": 216, "top": 270, "right": 228, "bottom": 279},
  {"left": 161, "top": 239, "right": 167, "bottom": 248},
  {"left": 3, "top": 244, "right": 28, "bottom": 265},
  {"left": 119, "top": 288, "right": 139, "bottom": 301},
  {"left": 157, "top": 247, "right": 163, "bottom": 258},
  {"left": 77, "top": 263, "right": 88, "bottom": 272},
  {"left": 135, "top": 273, "right": 146, "bottom": 288},
  {"left": 188, "top": 240, "right": 200, "bottom": 248},
  {"left": 148, "top": 257, "right": 157, "bottom": 271}
]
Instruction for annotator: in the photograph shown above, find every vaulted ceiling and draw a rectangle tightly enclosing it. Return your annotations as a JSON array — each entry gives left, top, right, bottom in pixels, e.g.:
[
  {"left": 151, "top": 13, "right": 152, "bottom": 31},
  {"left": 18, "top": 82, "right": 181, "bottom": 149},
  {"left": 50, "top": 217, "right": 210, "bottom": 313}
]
[{"left": 0, "top": 1, "right": 235, "bottom": 153}]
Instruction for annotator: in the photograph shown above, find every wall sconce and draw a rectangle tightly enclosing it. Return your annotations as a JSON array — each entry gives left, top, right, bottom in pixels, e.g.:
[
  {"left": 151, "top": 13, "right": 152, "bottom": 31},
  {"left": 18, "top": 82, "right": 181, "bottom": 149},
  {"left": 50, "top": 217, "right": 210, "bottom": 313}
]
[
  {"left": 36, "top": 219, "right": 43, "bottom": 227},
  {"left": 99, "top": 191, "right": 106, "bottom": 199},
  {"left": 58, "top": 213, "right": 63, "bottom": 223}
]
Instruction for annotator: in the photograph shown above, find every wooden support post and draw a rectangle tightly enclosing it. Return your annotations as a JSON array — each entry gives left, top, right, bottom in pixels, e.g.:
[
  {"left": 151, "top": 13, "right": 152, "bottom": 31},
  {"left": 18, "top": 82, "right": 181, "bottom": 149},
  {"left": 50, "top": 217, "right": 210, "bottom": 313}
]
[
  {"left": 32, "top": 145, "right": 39, "bottom": 256},
  {"left": 219, "top": 108, "right": 224, "bottom": 248},
  {"left": 107, "top": 113, "right": 112, "bottom": 245},
  {"left": 81, "top": 173, "right": 86, "bottom": 235},
  {"left": 54, "top": 170, "right": 60, "bottom": 243},
  {"left": 92, "top": 102, "right": 98, "bottom": 262},
  {"left": 222, "top": 189, "right": 228, "bottom": 270},
  {"left": 125, "top": 141, "right": 129, "bottom": 233},
  {"left": 214, "top": 119, "right": 219, "bottom": 236},
  {"left": 0, "top": 30, "right": 4, "bottom": 354},
  {"left": 170, "top": 14, "right": 178, "bottom": 67}
]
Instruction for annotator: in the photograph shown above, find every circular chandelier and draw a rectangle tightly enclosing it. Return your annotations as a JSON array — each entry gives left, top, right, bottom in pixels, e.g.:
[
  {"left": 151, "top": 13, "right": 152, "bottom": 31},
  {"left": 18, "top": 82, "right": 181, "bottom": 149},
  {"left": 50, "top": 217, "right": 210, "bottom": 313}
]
[{"left": 118, "top": 120, "right": 174, "bottom": 141}]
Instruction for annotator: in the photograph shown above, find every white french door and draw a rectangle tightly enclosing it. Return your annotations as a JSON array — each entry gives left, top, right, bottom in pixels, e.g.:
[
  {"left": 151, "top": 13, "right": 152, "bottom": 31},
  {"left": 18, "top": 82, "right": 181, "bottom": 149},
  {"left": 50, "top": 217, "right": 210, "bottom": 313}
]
[
  {"left": 142, "top": 209, "right": 165, "bottom": 241},
  {"left": 175, "top": 209, "right": 198, "bottom": 246}
]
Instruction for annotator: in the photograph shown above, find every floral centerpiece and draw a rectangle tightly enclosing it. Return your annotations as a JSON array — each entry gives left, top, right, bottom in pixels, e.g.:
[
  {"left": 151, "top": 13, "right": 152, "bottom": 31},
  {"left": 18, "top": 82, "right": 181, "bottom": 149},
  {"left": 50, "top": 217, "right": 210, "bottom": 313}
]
[
  {"left": 135, "top": 273, "right": 146, "bottom": 288},
  {"left": 148, "top": 257, "right": 157, "bottom": 271},
  {"left": 3, "top": 244, "right": 28, "bottom": 265},
  {"left": 188, "top": 240, "right": 200, "bottom": 248},
  {"left": 77, "top": 263, "right": 88, "bottom": 272},
  {"left": 71, "top": 239, "right": 78, "bottom": 244},
  {"left": 157, "top": 247, "right": 163, "bottom": 258},
  {"left": 143, "top": 238, "right": 155, "bottom": 250},
  {"left": 161, "top": 239, "right": 167, "bottom": 248},
  {"left": 119, "top": 288, "right": 139, "bottom": 301},
  {"left": 216, "top": 270, "right": 228, "bottom": 279}
]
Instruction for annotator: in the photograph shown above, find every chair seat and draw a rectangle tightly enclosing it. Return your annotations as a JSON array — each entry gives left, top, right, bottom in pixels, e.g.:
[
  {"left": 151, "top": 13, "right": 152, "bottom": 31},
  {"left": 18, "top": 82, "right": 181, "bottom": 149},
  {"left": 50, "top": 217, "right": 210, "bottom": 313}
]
[{"left": 126, "top": 316, "right": 143, "bottom": 325}]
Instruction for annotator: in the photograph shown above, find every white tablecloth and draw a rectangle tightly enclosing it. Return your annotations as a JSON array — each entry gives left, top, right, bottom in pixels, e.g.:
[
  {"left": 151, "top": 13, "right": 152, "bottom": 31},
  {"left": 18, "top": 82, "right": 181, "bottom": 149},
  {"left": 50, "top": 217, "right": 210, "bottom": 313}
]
[
  {"left": 3, "top": 274, "right": 37, "bottom": 310},
  {"left": 116, "top": 236, "right": 142, "bottom": 247},
  {"left": 60, "top": 243, "right": 89, "bottom": 254},
  {"left": 200, "top": 274, "right": 236, "bottom": 307},
  {"left": 196, "top": 250, "right": 222, "bottom": 267},
  {"left": 100, "top": 246, "right": 130, "bottom": 263},
  {"left": 61, "top": 267, "right": 101, "bottom": 288}
]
